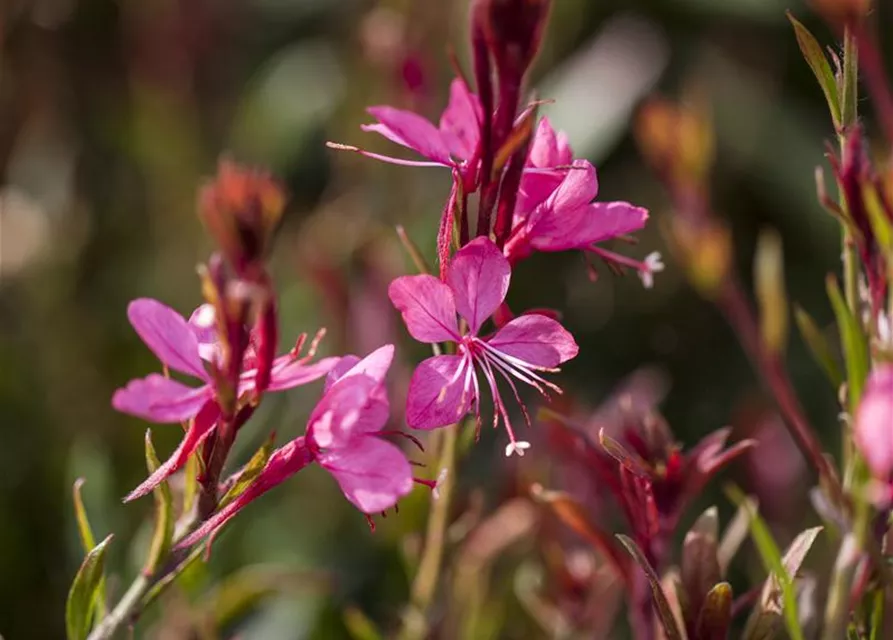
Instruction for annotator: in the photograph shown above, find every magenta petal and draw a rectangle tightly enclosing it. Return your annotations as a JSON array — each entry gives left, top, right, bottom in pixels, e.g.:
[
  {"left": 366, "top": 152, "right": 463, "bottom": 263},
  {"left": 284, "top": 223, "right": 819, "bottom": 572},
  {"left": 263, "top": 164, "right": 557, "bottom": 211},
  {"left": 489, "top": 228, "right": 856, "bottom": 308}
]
[
  {"left": 262, "top": 356, "right": 339, "bottom": 393},
  {"left": 516, "top": 169, "right": 566, "bottom": 216},
  {"left": 318, "top": 436, "right": 413, "bottom": 513},
  {"left": 177, "top": 438, "right": 311, "bottom": 548},
  {"left": 549, "top": 160, "right": 598, "bottom": 210},
  {"left": 112, "top": 374, "right": 212, "bottom": 423},
  {"left": 488, "top": 314, "right": 579, "bottom": 368},
  {"left": 446, "top": 237, "right": 511, "bottom": 334},
  {"left": 530, "top": 201, "right": 649, "bottom": 252},
  {"left": 335, "top": 344, "right": 394, "bottom": 386},
  {"left": 123, "top": 401, "right": 220, "bottom": 502},
  {"left": 406, "top": 355, "right": 473, "bottom": 429},
  {"left": 389, "top": 275, "right": 460, "bottom": 343},
  {"left": 308, "top": 375, "right": 388, "bottom": 448},
  {"left": 363, "top": 106, "right": 452, "bottom": 165},
  {"left": 856, "top": 365, "right": 893, "bottom": 477},
  {"left": 127, "top": 299, "right": 208, "bottom": 380},
  {"left": 439, "top": 78, "right": 482, "bottom": 161},
  {"left": 528, "top": 118, "right": 574, "bottom": 168},
  {"left": 325, "top": 356, "right": 362, "bottom": 392}
]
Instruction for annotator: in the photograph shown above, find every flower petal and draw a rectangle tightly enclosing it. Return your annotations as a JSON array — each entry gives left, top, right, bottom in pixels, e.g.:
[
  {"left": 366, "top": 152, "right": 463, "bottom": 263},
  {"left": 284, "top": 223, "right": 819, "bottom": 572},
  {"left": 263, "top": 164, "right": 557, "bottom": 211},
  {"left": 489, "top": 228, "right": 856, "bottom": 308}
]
[
  {"left": 112, "top": 374, "right": 212, "bottom": 423},
  {"left": 263, "top": 356, "right": 340, "bottom": 392},
  {"left": 176, "top": 438, "right": 311, "bottom": 548},
  {"left": 123, "top": 401, "right": 220, "bottom": 501},
  {"left": 856, "top": 365, "right": 893, "bottom": 478},
  {"left": 528, "top": 117, "right": 573, "bottom": 168},
  {"left": 529, "top": 201, "right": 649, "bottom": 252},
  {"left": 446, "top": 237, "right": 511, "bottom": 334},
  {"left": 363, "top": 106, "right": 452, "bottom": 165},
  {"left": 389, "top": 274, "right": 460, "bottom": 343},
  {"left": 128, "top": 298, "right": 208, "bottom": 380},
  {"left": 318, "top": 437, "right": 413, "bottom": 513},
  {"left": 332, "top": 344, "right": 395, "bottom": 386},
  {"left": 308, "top": 374, "right": 388, "bottom": 448},
  {"left": 439, "top": 78, "right": 482, "bottom": 161},
  {"left": 488, "top": 314, "right": 579, "bottom": 368},
  {"left": 406, "top": 355, "right": 473, "bottom": 429},
  {"left": 325, "top": 356, "right": 361, "bottom": 392}
]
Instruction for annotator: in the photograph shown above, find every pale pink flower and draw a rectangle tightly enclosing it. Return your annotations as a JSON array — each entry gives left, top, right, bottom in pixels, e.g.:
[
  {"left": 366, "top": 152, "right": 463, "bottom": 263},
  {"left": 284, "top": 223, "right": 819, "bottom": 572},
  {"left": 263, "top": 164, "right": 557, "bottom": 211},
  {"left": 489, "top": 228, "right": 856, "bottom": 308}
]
[
  {"left": 112, "top": 298, "right": 338, "bottom": 500},
  {"left": 389, "top": 237, "right": 579, "bottom": 456},
  {"left": 855, "top": 364, "right": 893, "bottom": 478},
  {"left": 177, "top": 345, "right": 414, "bottom": 547}
]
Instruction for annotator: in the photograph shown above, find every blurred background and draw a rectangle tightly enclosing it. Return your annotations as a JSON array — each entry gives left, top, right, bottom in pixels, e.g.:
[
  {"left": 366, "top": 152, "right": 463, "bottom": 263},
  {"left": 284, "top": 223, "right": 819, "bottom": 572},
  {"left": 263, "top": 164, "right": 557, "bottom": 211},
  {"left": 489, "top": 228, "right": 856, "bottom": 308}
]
[{"left": 0, "top": 0, "right": 867, "bottom": 637}]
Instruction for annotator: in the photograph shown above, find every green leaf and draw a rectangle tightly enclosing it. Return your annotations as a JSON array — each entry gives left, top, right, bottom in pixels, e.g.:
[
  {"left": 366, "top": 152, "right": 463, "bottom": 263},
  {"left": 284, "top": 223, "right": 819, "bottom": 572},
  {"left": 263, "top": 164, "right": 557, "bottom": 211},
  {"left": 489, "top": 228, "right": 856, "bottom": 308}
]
[
  {"left": 827, "top": 276, "right": 870, "bottom": 411},
  {"left": 727, "top": 486, "right": 819, "bottom": 640},
  {"left": 143, "top": 431, "right": 174, "bottom": 575},
  {"left": 755, "top": 229, "right": 789, "bottom": 354},
  {"left": 182, "top": 450, "right": 200, "bottom": 516},
  {"left": 344, "top": 606, "right": 385, "bottom": 640},
  {"left": 794, "top": 306, "right": 843, "bottom": 388},
  {"left": 219, "top": 433, "right": 277, "bottom": 509},
  {"left": 616, "top": 534, "right": 685, "bottom": 640},
  {"left": 66, "top": 534, "right": 113, "bottom": 640},
  {"left": 787, "top": 12, "right": 841, "bottom": 127},
  {"left": 863, "top": 183, "right": 893, "bottom": 254},
  {"left": 71, "top": 480, "right": 106, "bottom": 619}
]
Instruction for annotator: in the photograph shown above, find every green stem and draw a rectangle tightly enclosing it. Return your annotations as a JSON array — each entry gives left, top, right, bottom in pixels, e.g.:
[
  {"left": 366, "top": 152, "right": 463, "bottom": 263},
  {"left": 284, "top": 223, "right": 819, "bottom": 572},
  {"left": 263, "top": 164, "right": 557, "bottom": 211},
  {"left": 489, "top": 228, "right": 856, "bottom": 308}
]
[
  {"left": 86, "top": 574, "right": 151, "bottom": 640},
  {"left": 399, "top": 423, "right": 459, "bottom": 640}
]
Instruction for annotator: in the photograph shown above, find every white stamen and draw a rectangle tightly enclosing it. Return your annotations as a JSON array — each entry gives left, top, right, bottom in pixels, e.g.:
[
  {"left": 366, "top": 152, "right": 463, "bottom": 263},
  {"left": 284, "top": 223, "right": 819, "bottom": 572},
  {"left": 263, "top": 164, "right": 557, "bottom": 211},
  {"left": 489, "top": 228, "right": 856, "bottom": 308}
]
[
  {"left": 639, "top": 252, "right": 664, "bottom": 289},
  {"left": 505, "top": 441, "right": 531, "bottom": 457}
]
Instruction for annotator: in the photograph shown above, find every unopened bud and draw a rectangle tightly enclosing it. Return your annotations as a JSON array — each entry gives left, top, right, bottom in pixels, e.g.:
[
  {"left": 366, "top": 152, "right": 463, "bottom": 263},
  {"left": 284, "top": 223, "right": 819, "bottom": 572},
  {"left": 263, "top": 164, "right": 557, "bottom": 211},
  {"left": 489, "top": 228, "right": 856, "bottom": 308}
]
[
  {"left": 667, "top": 217, "right": 732, "bottom": 298},
  {"left": 476, "top": 0, "right": 550, "bottom": 84},
  {"left": 198, "top": 158, "right": 286, "bottom": 276},
  {"left": 854, "top": 364, "right": 893, "bottom": 478},
  {"left": 636, "top": 96, "right": 714, "bottom": 188}
]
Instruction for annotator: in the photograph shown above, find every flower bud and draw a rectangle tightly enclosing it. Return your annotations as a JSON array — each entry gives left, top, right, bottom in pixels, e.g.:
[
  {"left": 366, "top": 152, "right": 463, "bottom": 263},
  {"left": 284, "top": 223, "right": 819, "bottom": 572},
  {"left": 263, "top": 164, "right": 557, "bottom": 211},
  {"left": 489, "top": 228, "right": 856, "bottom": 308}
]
[
  {"left": 475, "top": 0, "right": 550, "bottom": 87},
  {"left": 811, "top": 0, "right": 870, "bottom": 27},
  {"left": 198, "top": 159, "right": 286, "bottom": 276},
  {"left": 855, "top": 364, "right": 893, "bottom": 478}
]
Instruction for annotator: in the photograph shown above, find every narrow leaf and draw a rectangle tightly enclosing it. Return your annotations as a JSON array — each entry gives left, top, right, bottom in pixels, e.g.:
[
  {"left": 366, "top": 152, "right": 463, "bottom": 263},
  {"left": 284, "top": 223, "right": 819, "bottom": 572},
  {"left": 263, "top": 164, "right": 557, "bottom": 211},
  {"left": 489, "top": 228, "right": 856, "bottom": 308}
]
[
  {"left": 66, "top": 534, "right": 113, "bottom": 640},
  {"left": 396, "top": 225, "right": 433, "bottom": 275},
  {"left": 718, "top": 495, "right": 758, "bottom": 574},
  {"left": 863, "top": 183, "right": 893, "bottom": 253},
  {"left": 794, "top": 306, "right": 843, "bottom": 388},
  {"left": 71, "top": 480, "right": 106, "bottom": 619},
  {"left": 598, "top": 428, "right": 651, "bottom": 477},
  {"left": 530, "top": 485, "right": 629, "bottom": 581},
  {"left": 344, "top": 606, "right": 385, "bottom": 640},
  {"left": 787, "top": 12, "right": 841, "bottom": 127},
  {"left": 827, "top": 276, "right": 869, "bottom": 410},
  {"left": 616, "top": 534, "right": 685, "bottom": 640},
  {"left": 143, "top": 431, "right": 174, "bottom": 575},
  {"left": 727, "top": 486, "right": 812, "bottom": 640},
  {"left": 182, "top": 451, "right": 200, "bottom": 516},
  {"left": 755, "top": 229, "right": 789, "bottom": 354},
  {"left": 219, "top": 433, "right": 277, "bottom": 509},
  {"left": 492, "top": 105, "right": 537, "bottom": 176}
]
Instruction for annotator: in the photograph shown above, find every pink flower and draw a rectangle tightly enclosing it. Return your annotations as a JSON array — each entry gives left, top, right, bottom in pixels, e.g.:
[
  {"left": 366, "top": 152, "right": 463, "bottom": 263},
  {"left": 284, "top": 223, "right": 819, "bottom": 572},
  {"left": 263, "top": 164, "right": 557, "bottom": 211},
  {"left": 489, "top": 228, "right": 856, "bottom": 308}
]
[
  {"left": 112, "top": 298, "right": 338, "bottom": 500},
  {"left": 505, "top": 159, "right": 659, "bottom": 284},
  {"left": 177, "top": 345, "right": 414, "bottom": 547},
  {"left": 329, "top": 77, "right": 483, "bottom": 187},
  {"left": 855, "top": 364, "right": 893, "bottom": 478},
  {"left": 389, "top": 237, "right": 579, "bottom": 456}
]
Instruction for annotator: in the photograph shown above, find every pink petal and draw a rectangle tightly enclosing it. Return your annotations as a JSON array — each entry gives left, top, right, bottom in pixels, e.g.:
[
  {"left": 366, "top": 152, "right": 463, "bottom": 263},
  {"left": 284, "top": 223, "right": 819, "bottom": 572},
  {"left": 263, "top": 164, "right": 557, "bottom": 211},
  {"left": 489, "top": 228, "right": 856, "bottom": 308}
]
[
  {"left": 123, "top": 401, "right": 220, "bottom": 501},
  {"left": 439, "top": 78, "right": 482, "bottom": 161},
  {"left": 529, "top": 201, "right": 649, "bottom": 252},
  {"left": 516, "top": 168, "right": 566, "bottom": 216},
  {"left": 112, "top": 374, "right": 213, "bottom": 423},
  {"left": 549, "top": 160, "right": 598, "bottom": 210},
  {"left": 406, "top": 355, "right": 473, "bottom": 429},
  {"left": 128, "top": 299, "right": 208, "bottom": 380},
  {"left": 528, "top": 118, "right": 574, "bottom": 168},
  {"left": 332, "top": 344, "right": 395, "bottom": 386},
  {"left": 176, "top": 438, "right": 312, "bottom": 548},
  {"left": 308, "top": 374, "right": 389, "bottom": 448},
  {"left": 263, "top": 356, "right": 340, "bottom": 392},
  {"left": 446, "top": 237, "right": 511, "bottom": 335},
  {"left": 363, "top": 106, "right": 452, "bottom": 165},
  {"left": 325, "top": 356, "right": 361, "bottom": 392},
  {"left": 856, "top": 365, "right": 893, "bottom": 478},
  {"left": 389, "top": 275, "right": 460, "bottom": 343},
  {"left": 318, "top": 436, "right": 413, "bottom": 513},
  {"left": 488, "top": 314, "right": 579, "bottom": 368}
]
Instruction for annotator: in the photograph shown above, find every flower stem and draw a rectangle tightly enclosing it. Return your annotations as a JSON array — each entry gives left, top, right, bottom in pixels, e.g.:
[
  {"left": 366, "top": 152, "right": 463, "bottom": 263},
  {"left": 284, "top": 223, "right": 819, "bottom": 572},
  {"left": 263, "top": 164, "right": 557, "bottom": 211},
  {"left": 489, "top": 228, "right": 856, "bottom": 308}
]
[
  {"left": 399, "top": 422, "right": 458, "bottom": 640},
  {"left": 86, "top": 574, "right": 151, "bottom": 640}
]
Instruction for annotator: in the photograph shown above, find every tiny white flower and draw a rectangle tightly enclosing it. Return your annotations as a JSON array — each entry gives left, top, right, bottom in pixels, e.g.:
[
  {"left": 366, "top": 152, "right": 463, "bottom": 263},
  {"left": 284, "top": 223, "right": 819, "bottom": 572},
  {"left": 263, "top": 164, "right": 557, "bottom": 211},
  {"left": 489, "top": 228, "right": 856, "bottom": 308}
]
[{"left": 505, "top": 440, "right": 532, "bottom": 457}]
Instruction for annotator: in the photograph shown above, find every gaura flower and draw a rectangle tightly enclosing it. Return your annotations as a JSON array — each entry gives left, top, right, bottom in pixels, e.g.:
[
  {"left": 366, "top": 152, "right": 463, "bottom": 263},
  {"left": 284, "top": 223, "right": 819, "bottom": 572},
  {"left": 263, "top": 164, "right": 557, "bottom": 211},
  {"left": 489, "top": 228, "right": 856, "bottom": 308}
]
[
  {"left": 178, "top": 345, "right": 415, "bottom": 547},
  {"left": 389, "top": 237, "right": 579, "bottom": 456},
  {"left": 507, "top": 141, "right": 662, "bottom": 288},
  {"left": 112, "top": 298, "right": 338, "bottom": 500},
  {"left": 855, "top": 364, "right": 893, "bottom": 479},
  {"left": 329, "top": 77, "right": 482, "bottom": 188}
]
